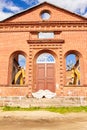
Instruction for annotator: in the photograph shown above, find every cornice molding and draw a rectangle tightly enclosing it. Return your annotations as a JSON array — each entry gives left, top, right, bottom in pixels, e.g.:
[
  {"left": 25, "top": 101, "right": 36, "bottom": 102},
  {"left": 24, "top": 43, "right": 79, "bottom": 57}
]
[
  {"left": 0, "top": 21, "right": 87, "bottom": 25},
  {"left": 0, "top": 21, "right": 87, "bottom": 32},
  {"left": 27, "top": 39, "right": 65, "bottom": 44}
]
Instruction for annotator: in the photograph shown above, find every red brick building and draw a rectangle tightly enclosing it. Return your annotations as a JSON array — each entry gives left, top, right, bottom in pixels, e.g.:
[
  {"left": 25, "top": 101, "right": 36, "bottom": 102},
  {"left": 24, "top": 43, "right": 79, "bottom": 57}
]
[{"left": 0, "top": 2, "right": 87, "bottom": 97}]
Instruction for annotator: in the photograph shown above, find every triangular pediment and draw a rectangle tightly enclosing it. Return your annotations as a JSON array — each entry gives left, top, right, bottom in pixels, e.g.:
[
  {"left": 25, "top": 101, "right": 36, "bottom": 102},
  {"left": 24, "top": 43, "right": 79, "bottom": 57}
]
[{"left": 2, "top": 2, "right": 87, "bottom": 22}]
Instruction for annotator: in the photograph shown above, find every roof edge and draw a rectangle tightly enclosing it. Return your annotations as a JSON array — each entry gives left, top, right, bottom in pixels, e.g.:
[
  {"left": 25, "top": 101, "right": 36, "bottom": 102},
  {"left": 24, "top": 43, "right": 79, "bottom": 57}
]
[{"left": 1, "top": 1, "right": 87, "bottom": 22}]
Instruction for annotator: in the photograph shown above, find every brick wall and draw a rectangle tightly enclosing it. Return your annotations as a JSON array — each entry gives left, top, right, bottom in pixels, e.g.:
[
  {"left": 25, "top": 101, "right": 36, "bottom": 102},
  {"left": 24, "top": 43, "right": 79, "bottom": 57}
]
[{"left": 0, "top": 2, "right": 87, "bottom": 96}]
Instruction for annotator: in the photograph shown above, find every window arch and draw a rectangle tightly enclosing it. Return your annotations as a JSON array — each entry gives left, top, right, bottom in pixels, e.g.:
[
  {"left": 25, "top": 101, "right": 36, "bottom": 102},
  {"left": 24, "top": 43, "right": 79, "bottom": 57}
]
[
  {"left": 8, "top": 51, "right": 26, "bottom": 85},
  {"left": 65, "top": 51, "right": 81, "bottom": 85},
  {"left": 36, "top": 53, "right": 55, "bottom": 63}
]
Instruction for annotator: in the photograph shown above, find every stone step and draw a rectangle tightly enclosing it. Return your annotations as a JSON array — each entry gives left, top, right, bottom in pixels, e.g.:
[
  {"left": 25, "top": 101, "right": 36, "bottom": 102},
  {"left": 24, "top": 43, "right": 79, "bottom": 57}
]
[{"left": 0, "top": 96, "right": 87, "bottom": 107}]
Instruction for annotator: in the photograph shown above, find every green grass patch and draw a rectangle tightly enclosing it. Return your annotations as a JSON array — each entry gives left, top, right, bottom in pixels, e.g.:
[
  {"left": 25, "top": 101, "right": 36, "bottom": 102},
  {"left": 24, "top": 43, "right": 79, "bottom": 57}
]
[
  {"left": 2, "top": 106, "right": 87, "bottom": 114},
  {"left": 45, "top": 106, "right": 87, "bottom": 113},
  {"left": 2, "top": 106, "right": 41, "bottom": 111}
]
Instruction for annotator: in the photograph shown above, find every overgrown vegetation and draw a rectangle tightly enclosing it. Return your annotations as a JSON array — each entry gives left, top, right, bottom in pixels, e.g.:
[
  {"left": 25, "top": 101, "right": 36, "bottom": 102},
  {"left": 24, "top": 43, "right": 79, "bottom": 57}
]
[{"left": 2, "top": 106, "right": 87, "bottom": 114}]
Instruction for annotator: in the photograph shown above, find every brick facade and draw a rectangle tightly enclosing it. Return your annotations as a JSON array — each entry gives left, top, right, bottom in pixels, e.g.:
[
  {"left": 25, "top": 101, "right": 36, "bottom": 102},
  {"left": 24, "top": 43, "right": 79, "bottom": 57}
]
[{"left": 0, "top": 2, "right": 87, "bottom": 97}]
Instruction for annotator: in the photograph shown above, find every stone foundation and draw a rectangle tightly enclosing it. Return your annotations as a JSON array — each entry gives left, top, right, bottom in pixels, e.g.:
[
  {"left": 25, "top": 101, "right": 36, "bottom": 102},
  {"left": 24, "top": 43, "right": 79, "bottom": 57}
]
[{"left": 0, "top": 96, "right": 87, "bottom": 107}]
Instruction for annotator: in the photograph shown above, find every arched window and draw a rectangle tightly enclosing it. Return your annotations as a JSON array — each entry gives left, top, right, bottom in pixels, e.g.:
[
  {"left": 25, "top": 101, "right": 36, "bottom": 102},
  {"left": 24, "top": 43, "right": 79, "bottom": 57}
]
[
  {"left": 66, "top": 53, "right": 80, "bottom": 85},
  {"left": 18, "top": 55, "right": 26, "bottom": 69},
  {"left": 9, "top": 52, "right": 26, "bottom": 85},
  {"left": 36, "top": 53, "right": 55, "bottom": 63}
]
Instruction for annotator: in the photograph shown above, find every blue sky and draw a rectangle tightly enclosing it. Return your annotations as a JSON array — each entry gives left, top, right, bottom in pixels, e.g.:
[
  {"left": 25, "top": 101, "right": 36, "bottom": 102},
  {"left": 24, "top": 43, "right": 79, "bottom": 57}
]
[{"left": 0, "top": 0, "right": 87, "bottom": 21}]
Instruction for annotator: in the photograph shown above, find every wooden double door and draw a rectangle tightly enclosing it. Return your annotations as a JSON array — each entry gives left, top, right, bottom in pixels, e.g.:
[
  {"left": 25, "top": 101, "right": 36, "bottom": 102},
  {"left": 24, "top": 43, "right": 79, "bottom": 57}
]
[{"left": 36, "top": 63, "right": 55, "bottom": 92}]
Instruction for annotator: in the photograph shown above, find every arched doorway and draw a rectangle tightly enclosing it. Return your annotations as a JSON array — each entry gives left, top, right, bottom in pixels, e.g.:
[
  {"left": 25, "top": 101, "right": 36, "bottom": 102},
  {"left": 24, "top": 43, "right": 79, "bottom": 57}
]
[{"left": 35, "top": 53, "right": 55, "bottom": 92}]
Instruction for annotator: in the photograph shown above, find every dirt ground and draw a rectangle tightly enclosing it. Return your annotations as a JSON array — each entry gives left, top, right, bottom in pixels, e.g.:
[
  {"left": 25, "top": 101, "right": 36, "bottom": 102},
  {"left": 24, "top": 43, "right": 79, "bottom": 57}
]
[{"left": 0, "top": 111, "right": 87, "bottom": 130}]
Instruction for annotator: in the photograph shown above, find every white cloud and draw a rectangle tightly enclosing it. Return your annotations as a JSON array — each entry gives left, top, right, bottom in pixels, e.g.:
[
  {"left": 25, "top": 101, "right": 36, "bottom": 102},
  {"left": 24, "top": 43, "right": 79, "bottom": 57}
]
[
  {"left": 0, "top": 11, "right": 13, "bottom": 21},
  {"left": 0, "top": 0, "right": 22, "bottom": 12},
  {"left": 6, "top": 3, "right": 22, "bottom": 13},
  {"left": 21, "top": 0, "right": 30, "bottom": 4},
  {"left": 38, "top": 0, "right": 87, "bottom": 17},
  {"left": 21, "top": 0, "right": 37, "bottom": 5},
  {"left": 0, "top": 0, "right": 22, "bottom": 21},
  {"left": 21, "top": 0, "right": 31, "bottom": 4},
  {"left": 84, "top": 12, "right": 87, "bottom": 18}
]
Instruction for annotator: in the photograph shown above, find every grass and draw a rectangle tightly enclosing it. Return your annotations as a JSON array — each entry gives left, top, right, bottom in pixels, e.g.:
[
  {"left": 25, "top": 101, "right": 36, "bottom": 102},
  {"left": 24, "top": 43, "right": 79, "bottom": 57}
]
[{"left": 2, "top": 106, "right": 87, "bottom": 114}]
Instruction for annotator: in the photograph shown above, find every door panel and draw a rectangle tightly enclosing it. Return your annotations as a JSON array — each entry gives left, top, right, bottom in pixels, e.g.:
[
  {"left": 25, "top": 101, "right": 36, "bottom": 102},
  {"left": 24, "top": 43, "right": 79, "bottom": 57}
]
[
  {"left": 36, "top": 64, "right": 45, "bottom": 91},
  {"left": 37, "top": 80, "right": 45, "bottom": 90},
  {"left": 46, "top": 64, "right": 55, "bottom": 92},
  {"left": 36, "top": 63, "right": 55, "bottom": 92},
  {"left": 46, "top": 64, "right": 54, "bottom": 77},
  {"left": 37, "top": 64, "right": 45, "bottom": 78}
]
